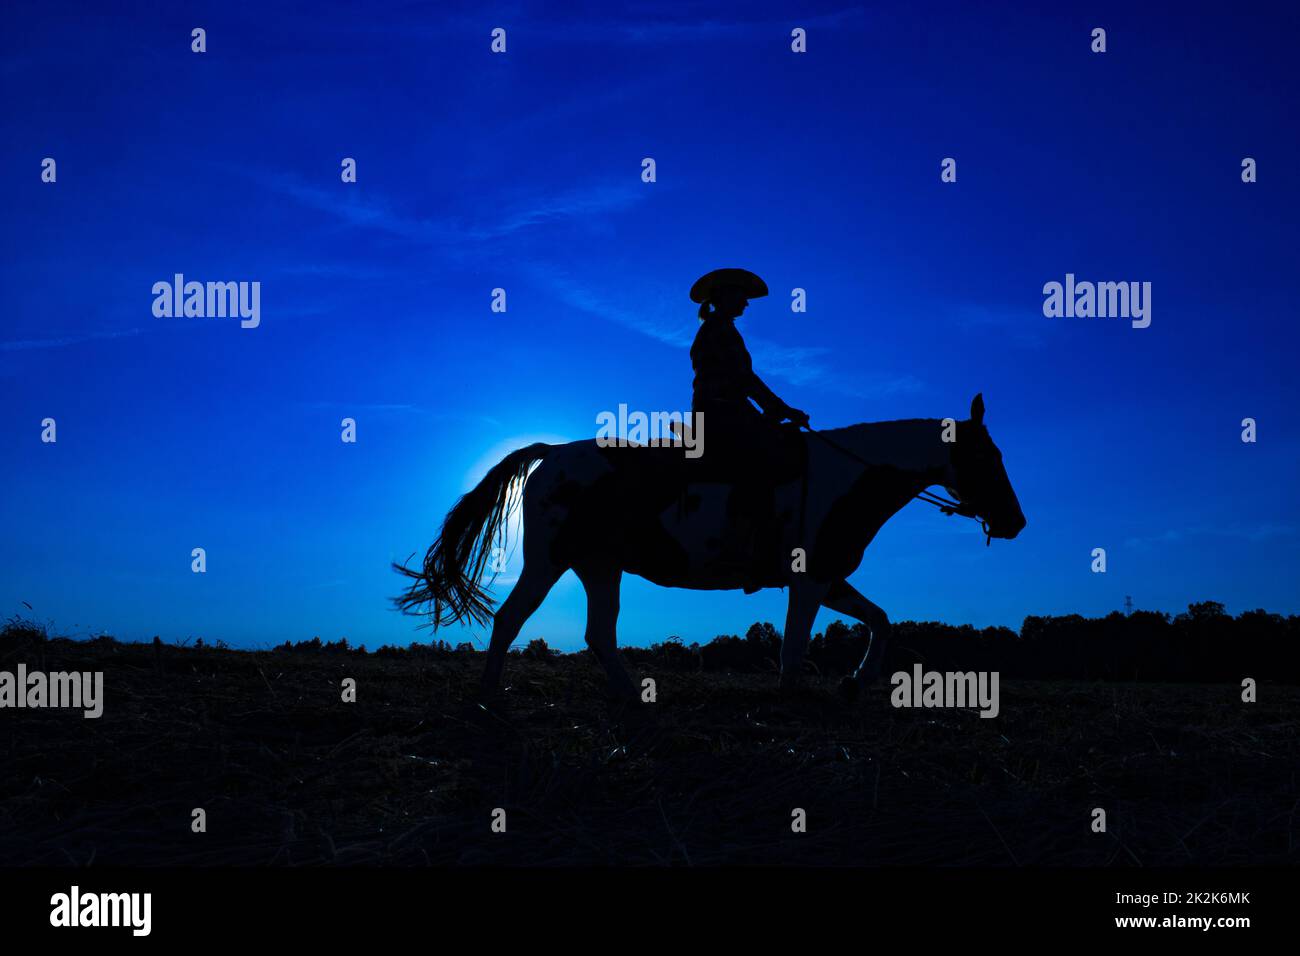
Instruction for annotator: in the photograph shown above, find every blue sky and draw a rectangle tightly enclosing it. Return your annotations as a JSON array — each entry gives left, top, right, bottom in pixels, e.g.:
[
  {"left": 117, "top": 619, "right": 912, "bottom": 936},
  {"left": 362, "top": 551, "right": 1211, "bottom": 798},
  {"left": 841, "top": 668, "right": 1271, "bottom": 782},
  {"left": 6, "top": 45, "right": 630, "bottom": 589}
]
[{"left": 2, "top": 1, "right": 1297, "bottom": 650}]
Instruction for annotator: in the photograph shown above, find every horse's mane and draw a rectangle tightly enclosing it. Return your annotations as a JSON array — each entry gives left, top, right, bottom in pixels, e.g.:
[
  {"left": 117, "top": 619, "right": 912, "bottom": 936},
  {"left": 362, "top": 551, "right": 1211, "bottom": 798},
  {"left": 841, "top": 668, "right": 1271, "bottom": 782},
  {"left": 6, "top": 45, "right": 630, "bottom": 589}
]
[
  {"left": 826, "top": 416, "right": 941, "bottom": 433},
  {"left": 819, "top": 418, "right": 948, "bottom": 472}
]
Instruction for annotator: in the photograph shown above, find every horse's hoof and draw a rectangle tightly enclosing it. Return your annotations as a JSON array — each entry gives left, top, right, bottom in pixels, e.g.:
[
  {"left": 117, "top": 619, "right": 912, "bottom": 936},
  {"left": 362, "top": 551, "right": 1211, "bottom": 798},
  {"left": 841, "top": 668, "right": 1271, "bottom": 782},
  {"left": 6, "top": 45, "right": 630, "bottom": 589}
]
[{"left": 838, "top": 676, "right": 861, "bottom": 702}]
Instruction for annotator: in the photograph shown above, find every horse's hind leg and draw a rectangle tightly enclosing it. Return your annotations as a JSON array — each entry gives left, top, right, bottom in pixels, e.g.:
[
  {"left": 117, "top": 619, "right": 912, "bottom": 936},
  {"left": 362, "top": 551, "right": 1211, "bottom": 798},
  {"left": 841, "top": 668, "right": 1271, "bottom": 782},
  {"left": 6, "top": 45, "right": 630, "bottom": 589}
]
[
  {"left": 481, "top": 560, "right": 563, "bottom": 693},
  {"left": 573, "top": 564, "right": 636, "bottom": 699},
  {"left": 821, "top": 579, "right": 891, "bottom": 699}
]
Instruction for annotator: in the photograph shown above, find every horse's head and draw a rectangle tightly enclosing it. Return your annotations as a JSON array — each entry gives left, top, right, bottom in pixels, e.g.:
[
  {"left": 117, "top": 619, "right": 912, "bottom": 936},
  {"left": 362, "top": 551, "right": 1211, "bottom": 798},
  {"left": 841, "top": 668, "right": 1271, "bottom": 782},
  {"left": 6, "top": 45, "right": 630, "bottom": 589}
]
[{"left": 945, "top": 393, "right": 1026, "bottom": 540}]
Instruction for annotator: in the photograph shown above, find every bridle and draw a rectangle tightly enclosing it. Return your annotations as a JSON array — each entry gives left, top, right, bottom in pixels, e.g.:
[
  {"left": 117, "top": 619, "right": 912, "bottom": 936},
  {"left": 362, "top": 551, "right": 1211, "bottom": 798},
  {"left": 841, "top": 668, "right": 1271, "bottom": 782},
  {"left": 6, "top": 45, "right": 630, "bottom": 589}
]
[{"left": 801, "top": 425, "right": 993, "bottom": 546}]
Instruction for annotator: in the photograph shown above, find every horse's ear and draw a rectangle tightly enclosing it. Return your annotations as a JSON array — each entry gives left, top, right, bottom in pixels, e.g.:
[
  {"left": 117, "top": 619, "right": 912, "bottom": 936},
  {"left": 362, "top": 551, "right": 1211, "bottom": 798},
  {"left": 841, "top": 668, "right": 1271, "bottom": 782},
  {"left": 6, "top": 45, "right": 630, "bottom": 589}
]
[{"left": 971, "top": 393, "right": 985, "bottom": 425}]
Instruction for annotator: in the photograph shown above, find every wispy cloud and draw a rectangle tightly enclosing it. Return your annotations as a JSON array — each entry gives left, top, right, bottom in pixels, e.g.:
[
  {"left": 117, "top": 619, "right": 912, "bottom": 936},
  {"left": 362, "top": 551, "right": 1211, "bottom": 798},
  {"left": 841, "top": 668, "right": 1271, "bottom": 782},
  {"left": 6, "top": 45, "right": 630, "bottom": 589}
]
[
  {"left": 521, "top": 4, "right": 868, "bottom": 44},
  {"left": 476, "top": 184, "right": 646, "bottom": 240},
  {"left": 274, "top": 262, "right": 393, "bottom": 281},
  {"left": 361, "top": 4, "right": 867, "bottom": 46},
  {"left": 746, "top": 336, "right": 924, "bottom": 397},
  {"left": 297, "top": 401, "right": 501, "bottom": 427},
  {"left": 271, "top": 177, "right": 458, "bottom": 244},
  {"left": 533, "top": 270, "right": 922, "bottom": 398},
  {"left": 1125, "top": 523, "right": 1297, "bottom": 549},
  {"left": 1, "top": 328, "right": 143, "bottom": 352},
  {"left": 950, "top": 303, "right": 1045, "bottom": 349},
  {"left": 242, "top": 168, "right": 646, "bottom": 251},
  {"left": 539, "top": 272, "right": 691, "bottom": 348}
]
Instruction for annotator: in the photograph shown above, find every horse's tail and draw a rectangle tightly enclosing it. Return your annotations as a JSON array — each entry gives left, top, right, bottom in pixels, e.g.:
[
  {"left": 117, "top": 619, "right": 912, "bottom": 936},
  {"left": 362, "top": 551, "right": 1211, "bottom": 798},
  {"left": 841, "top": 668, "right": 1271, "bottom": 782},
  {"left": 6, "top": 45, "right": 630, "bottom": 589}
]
[{"left": 393, "top": 442, "right": 554, "bottom": 628}]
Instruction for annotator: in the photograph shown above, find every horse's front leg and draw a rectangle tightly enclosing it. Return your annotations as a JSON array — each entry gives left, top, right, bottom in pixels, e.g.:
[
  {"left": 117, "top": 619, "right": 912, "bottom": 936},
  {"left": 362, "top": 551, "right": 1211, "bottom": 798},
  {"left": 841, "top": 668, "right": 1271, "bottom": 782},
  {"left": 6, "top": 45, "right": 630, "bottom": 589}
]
[
  {"left": 821, "top": 579, "right": 891, "bottom": 700},
  {"left": 779, "top": 577, "right": 832, "bottom": 690}
]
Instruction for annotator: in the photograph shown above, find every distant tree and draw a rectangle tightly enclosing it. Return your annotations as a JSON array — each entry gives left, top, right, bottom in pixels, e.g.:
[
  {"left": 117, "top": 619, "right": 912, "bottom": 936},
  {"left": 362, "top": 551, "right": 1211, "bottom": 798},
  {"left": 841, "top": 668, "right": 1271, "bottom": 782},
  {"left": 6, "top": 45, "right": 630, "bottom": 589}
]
[
  {"left": 521, "top": 638, "right": 554, "bottom": 660},
  {"left": 651, "top": 635, "right": 699, "bottom": 671},
  {"left": 1182, "top": 600, "right": 1227, "bottom": 621}
]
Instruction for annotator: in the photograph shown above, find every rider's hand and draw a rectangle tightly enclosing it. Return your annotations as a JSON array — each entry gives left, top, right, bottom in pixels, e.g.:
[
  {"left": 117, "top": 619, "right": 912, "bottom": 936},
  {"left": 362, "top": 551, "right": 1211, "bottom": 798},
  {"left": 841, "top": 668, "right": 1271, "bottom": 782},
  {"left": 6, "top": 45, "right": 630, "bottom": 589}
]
[{"left": 785, "top": 407, "right": 810, "bottom": 428}]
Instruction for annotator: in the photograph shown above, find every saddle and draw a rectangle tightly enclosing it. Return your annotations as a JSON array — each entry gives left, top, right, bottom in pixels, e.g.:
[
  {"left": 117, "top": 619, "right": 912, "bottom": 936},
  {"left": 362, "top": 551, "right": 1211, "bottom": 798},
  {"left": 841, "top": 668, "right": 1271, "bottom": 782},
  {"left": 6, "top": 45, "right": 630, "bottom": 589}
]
[
  {"left": 595, "top": 421, "right": 807, "bottom": 491},
  {"left": 595, "top": 423, "right": 808, "bottom": 591}
]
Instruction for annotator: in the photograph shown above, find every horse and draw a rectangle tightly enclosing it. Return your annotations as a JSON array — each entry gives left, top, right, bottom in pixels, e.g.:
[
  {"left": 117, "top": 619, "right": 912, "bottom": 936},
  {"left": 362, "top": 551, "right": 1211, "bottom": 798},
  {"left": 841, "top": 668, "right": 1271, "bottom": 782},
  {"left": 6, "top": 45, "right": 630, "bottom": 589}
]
[{"left": 394, "top": 393, "right": 1025, "bottom": 698}]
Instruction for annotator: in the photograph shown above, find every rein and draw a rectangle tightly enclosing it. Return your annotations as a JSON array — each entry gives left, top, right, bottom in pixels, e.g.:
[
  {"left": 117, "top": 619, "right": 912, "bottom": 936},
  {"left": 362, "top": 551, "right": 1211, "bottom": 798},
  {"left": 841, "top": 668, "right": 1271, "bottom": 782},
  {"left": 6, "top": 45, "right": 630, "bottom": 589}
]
[{"left": 801, "top": 425, "right": 992, "bottom": 546}]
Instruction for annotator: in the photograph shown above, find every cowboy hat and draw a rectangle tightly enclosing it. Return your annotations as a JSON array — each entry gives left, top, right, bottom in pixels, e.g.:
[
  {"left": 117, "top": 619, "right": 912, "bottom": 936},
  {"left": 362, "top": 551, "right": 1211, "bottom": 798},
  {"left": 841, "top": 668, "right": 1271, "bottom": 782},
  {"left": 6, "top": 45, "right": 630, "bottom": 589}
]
[{"left": 689, "top": 268, "right": 768, "bottom": 303}]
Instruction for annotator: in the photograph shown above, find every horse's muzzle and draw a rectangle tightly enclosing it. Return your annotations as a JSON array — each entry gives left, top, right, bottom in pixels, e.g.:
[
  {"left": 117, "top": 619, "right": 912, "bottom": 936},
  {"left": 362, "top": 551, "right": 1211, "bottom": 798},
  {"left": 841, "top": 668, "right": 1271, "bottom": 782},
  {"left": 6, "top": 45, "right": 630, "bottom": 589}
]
[{"left": 989, "top": 513, "right": 1026, "bottom": 540}]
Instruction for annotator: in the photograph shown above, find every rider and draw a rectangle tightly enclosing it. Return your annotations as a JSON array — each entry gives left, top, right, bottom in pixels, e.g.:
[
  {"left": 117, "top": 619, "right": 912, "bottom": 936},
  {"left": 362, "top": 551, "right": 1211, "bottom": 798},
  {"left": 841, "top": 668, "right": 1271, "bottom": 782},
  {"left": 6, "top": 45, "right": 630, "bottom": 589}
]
[{"left": 689, "top": 268, "right": 809, "bottom": 578}]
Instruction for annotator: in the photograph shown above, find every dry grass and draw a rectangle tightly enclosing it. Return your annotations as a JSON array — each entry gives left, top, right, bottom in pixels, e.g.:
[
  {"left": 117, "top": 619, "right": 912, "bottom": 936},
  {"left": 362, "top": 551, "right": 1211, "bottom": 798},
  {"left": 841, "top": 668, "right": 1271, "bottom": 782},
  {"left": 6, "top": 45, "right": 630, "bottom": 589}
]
[{"left": 2, "top": 631, "right": 1297, "bottom": 866}]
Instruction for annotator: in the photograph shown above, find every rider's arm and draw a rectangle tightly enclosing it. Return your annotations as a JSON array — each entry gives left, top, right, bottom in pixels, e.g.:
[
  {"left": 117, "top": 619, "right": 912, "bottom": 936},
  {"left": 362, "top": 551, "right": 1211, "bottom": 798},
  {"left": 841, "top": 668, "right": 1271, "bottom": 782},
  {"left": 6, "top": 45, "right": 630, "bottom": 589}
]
[
  {"left": 748, "top": 372, "right": 809, "bottom": 426},
  {"left": 747, "top": 372, "right": 789, "bottom": 416}
]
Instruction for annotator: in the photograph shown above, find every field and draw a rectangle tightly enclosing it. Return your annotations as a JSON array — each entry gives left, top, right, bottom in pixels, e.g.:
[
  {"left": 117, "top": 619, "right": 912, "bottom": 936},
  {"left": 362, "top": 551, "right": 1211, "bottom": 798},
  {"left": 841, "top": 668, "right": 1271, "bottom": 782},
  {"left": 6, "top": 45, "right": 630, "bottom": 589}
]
[{"left": 2, "top": 630, "right": 1298, "bottom": 866}]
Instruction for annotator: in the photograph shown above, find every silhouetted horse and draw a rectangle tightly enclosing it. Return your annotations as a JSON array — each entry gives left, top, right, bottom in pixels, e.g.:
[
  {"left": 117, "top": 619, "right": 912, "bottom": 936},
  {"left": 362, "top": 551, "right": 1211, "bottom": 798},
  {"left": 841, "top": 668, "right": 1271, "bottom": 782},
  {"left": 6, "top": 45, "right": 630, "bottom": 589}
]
[{"left": 395, "top": 394, "right": 1025, "bottom": 697}]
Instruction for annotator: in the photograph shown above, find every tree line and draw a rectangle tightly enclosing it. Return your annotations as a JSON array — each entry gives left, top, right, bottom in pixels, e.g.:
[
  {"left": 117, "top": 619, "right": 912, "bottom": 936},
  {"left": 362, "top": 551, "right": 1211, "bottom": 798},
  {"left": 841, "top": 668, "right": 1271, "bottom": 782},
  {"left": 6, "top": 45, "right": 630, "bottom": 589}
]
[{"left": 269, "top": 601, "right": 1299, "bottom": 684}]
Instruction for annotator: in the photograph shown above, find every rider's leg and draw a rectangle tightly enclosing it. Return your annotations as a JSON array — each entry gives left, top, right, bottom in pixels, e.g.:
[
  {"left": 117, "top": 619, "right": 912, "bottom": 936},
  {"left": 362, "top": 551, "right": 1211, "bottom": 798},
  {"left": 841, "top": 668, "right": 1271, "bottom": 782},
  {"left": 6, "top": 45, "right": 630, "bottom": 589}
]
[
  {"left": 719, "top": 480, "right": 759, "bottom": 565},
  {"left": 748, "top": 479, "right": 779, "bottom": 577}
]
